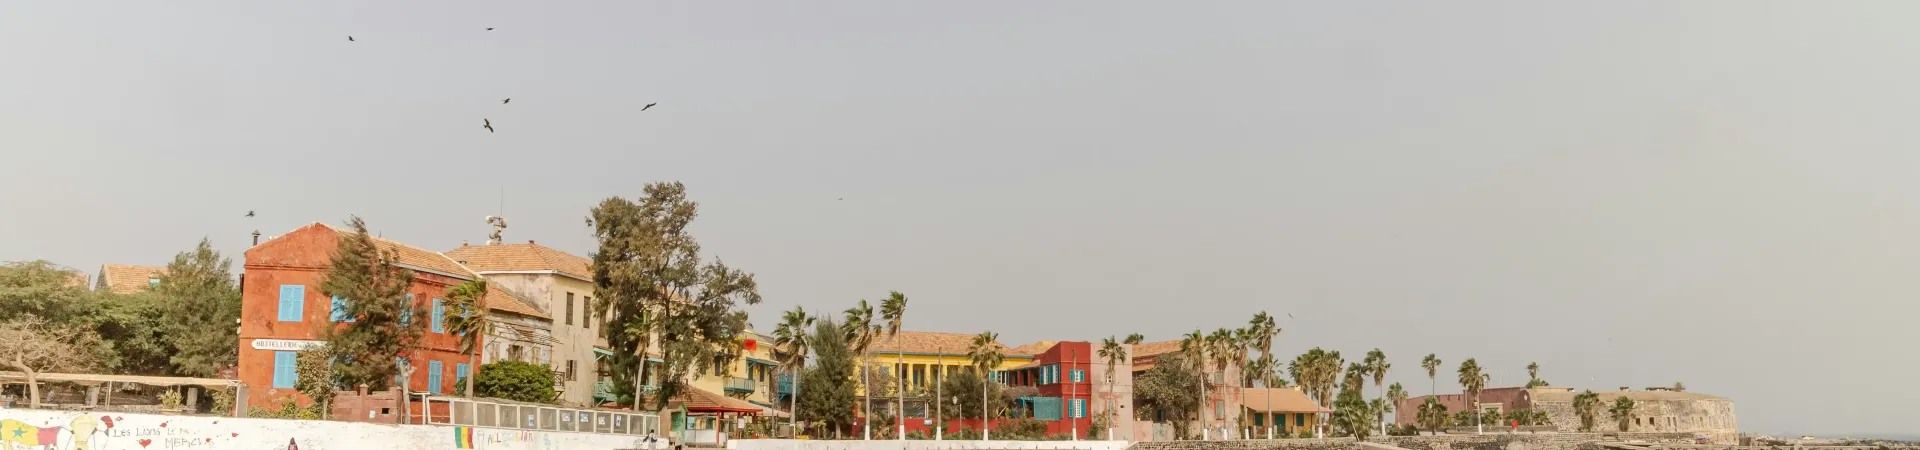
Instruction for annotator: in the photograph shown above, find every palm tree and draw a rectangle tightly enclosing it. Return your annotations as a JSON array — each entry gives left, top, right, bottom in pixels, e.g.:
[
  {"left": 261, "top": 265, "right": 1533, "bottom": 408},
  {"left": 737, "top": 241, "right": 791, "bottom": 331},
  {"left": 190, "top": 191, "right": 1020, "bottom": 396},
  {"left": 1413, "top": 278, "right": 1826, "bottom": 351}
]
[
  {"left": 1097, "top": 336, "right": 1128, "bottom": 440},
  {"left": 1246, "top": 312, "right": 1280, "bottom": 437},
  {"left": 1386, "top": 383, "right": 1407, "bottom": 430},
  {"left": 1363, "top": 349, "right": 1389, "bottom": 435},
  {"left": 1416, "top": 398, "right": 1448, "bottom": 433},
  {"left": 773, "top": 306, "right": 814, "bottom": 435},
  {"left": 879, "top": 291, "right": 908, "bottom": 439},
  {"left": 1123, "top": 333, "right": 1145, "bottom": 345},
  {"left": 967, "top": 331, "right": 1004, "bottom": 440},
  {"left": 442, "top": 279, "right": 491, "bottom": 398},
  {"left": 1607, "top": 397, "right": 1636, "bottom": 432},
  {"left": 843, "top": 300, "right": 879, "bottom": 440},
  {"left": 1180, "top": 329, "right": 1207, "bottom": 434},
  {"left": 1526, "top": 362, "right": 1539, "bottom": 383},
  {"left": 1420, "top": 354, "right": 1441, "bottom": 397},
  {"left": 1571, "top": 390, "right": 1600, "bottom": 432},
  {"left": 1456, "top": 358, "right": 1485, "bottom": 433},
  {"left": 1205, "top": 328, "right": 1236, "bottom": 438}
]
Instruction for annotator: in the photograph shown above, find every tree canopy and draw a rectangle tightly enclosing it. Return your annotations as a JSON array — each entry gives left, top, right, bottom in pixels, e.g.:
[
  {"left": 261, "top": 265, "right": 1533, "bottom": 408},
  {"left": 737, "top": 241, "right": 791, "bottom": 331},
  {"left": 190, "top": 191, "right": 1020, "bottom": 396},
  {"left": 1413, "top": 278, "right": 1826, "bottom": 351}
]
[
  {"left": 319, "top": 216, "right": 425, "bottom": 390},
  {"left": 475, "top": 360, "right": 558, "bottom": 403}
]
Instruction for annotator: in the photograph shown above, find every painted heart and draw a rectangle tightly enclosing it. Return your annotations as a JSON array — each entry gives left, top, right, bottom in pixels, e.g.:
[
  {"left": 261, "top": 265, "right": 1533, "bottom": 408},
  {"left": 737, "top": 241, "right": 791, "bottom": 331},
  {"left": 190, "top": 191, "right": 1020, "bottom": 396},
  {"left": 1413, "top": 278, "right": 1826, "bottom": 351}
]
[
  {"left": 231, "top": 433, "right": 239, "bottom": 437},
  {"left": 160, "top": 421, "right": 168, "bottom": 428},
  {"left": 100, "top": 416, "right": 114, "bottom": 428},
  {"left": 206, "top": 438, "right": 213, "bottom": 443},
  {"left": 137, "top": 439, "right": 152, "bottom": 448},
  {"left": 212, "top": 420, "right": 219, "bottom": 424}
]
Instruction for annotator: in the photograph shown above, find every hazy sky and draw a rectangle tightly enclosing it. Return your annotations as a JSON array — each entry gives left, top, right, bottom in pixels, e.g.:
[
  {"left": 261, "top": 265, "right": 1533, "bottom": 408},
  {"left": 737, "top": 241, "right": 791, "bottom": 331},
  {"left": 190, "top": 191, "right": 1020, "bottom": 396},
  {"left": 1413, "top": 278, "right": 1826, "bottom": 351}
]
[{"left": 3, "top": 1, "right": 1915, "bottom": 436}]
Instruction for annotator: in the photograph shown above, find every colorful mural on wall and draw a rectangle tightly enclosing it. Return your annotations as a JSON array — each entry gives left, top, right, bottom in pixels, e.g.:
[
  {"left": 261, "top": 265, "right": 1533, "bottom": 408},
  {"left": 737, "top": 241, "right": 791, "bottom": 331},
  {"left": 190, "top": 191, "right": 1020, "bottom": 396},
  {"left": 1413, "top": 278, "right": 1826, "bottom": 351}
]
[{"left": 0, "top": 409, "right": 646, "bottom": 450}]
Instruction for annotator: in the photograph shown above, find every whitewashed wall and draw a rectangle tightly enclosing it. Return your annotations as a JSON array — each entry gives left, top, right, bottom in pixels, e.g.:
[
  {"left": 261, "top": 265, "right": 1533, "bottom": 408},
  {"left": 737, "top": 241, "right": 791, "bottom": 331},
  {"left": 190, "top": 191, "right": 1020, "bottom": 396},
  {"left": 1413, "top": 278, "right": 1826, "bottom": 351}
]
[
  {"left": 0, "top": 408, "right": 649, "bottom": 450},
  {"left": 728, "top": 439, "right": 1130, "bottom": 450}
]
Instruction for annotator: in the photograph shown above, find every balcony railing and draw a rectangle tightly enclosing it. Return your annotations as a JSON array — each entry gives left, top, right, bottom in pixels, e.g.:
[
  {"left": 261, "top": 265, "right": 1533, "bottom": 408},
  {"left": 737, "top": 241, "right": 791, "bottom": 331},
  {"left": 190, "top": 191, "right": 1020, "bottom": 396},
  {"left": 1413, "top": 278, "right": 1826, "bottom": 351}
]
[
  {"left": 724, "top": 377, "right": 756, "bottom": 393},
  {"left": 777, "top": 373, "right": 794, "bottom": 396}
]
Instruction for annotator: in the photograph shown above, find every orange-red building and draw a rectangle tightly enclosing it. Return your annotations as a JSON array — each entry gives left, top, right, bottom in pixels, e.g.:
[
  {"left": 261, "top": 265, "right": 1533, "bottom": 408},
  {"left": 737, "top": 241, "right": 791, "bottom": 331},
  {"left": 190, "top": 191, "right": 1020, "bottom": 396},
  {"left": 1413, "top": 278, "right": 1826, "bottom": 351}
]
[{"left": 238, "top": 223, "right": 544, "bottom": 408}]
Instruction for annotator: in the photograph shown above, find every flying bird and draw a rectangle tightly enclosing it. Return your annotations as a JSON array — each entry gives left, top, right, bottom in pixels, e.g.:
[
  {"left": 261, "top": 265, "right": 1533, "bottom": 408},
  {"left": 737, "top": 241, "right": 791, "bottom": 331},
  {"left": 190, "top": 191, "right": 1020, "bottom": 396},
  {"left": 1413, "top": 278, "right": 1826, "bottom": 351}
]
[
  {"left": 347, "top": 36, "right": 354, "bottom": 42},
  {"left": 245, "top": 210, "right": 255, "bottom": 218},
  {"left": 483, "top": 118, "right": 494, "bottom": 133},
  {"left": 502, "top": 98, "right": 510, "bottom": 104},
  {"left": 1286, "top": 313, "right": 1294, "bottom": 319},
  {"left": 642, "top": 103, "right": 657, "bottom": 111},
  {"left": 584, "top": 216, "right": 594, "bottom": 227},
  {"left": 486, "top": 27, "right": 495, "bottom": 31}
]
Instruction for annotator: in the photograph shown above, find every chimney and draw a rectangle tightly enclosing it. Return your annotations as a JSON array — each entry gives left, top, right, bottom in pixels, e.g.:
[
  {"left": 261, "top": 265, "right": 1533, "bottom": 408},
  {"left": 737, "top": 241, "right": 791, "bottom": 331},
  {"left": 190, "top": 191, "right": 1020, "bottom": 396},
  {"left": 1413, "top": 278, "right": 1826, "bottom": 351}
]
[
  {"left": 251, "top": 230, "right": 261, "bottom": 246},
  {"left": 461, "top": 241, "right": 469, "bottom": 247},
  {"left": 528, "top": 240, "right": 536, "bottom": 245}
]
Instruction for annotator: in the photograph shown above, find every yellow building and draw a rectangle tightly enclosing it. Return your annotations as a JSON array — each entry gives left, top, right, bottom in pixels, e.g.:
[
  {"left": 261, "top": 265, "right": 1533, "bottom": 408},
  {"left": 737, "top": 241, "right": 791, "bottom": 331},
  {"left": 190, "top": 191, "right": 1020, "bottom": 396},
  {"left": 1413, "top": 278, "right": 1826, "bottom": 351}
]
[
  {"left": 865, "top": 331, "right": 1041, "bottom": 397},
  {"left": 686, "top": 329, "right": 782, "bottom": 408},
  {"left": 1241, "top": 387, "right": 1330, "bottom": 438}
]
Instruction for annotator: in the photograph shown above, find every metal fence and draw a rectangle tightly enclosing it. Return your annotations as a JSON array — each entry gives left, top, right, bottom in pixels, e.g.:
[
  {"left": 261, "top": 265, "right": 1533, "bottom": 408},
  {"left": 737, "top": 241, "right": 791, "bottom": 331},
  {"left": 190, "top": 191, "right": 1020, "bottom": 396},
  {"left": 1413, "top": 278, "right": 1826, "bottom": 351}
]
[{"left": 424, "top": 397, "right": 661, "bottom": 437}]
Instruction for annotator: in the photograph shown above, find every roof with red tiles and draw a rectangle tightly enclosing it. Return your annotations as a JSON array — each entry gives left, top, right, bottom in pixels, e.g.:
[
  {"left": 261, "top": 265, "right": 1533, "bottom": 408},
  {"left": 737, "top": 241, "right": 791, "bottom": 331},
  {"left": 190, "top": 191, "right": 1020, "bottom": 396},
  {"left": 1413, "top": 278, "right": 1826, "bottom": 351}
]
[
  {"left": 444, "top": 242, "right": 592, "bottom": 280},
  {"left": 96, "top": 264, "right": 168, "bottom": 294}
]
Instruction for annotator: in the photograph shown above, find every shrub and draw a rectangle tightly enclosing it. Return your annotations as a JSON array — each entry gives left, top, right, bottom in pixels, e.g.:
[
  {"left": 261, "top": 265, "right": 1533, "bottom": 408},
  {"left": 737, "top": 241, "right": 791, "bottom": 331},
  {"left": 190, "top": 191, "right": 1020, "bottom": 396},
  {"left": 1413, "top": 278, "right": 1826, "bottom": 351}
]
[
  {"left": 158, "top": 390, "right": 182, "bottom": 410},
  {"left": 474, "top": 360, "right": 557, "bottom": 403}
]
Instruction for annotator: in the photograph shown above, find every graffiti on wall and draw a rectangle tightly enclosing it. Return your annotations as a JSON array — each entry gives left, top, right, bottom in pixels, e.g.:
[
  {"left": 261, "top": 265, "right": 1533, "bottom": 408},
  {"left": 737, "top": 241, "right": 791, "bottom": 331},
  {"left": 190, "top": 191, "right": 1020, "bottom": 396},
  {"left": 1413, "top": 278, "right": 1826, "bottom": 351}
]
[{"left": 0, "top": 409, "right": 637, "bottom": 450}]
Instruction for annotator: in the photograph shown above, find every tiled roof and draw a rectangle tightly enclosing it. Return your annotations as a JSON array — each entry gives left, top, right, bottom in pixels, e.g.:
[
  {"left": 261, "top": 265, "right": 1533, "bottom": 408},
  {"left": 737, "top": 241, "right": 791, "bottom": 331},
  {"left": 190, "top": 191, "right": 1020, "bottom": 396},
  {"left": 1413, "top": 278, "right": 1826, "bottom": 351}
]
[
  {"left": 1530, "top": 389, "right": 1725, "bottom": 402},
  {"left": 316, "top": 223, "right": 478, "bottom": 279},
  {"left": 1131, "top": 340, "right": 1184, "bottom": 359},
  {"left": 668, "top": 386, "right": 763, "bottom": 413},
  {"left": 1241, "top": 387, "right": 1332, "bottom": 413},
  {"left": 444, "top": 243, "right": 592, "bottom": 280},
  {"left": 1006, "top": 341, "right": 1055, "bottom": 356},
  {"left": 97, "top": 264, "right": 168, "bottom": 294},
  {"left": 870, "top": 331, "right": 1031, "bottom": 357},
  {"left": 483, "top": 281, "right": 549, "bottom": 320}
]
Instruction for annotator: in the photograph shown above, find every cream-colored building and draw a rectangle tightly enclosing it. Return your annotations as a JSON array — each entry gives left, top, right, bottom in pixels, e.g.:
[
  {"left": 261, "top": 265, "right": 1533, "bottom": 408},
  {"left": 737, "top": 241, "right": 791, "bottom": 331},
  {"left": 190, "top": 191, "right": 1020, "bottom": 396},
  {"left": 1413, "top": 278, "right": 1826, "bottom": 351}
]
[{"left": 446, "top": 241, "right": 598, "bottom": 406}]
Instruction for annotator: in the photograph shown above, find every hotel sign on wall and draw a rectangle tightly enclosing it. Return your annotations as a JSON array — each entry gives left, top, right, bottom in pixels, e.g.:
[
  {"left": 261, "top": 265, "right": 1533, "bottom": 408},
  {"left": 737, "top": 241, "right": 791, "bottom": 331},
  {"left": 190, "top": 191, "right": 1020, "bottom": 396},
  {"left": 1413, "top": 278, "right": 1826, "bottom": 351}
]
[{"left": 251, "top": 339, "right": 327, "bottom": 351}]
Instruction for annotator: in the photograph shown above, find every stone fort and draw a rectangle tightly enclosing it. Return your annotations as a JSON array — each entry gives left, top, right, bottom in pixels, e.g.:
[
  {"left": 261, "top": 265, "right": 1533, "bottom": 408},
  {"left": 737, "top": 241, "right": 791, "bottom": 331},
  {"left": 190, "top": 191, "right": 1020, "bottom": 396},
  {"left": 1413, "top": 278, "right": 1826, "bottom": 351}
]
[{"left": 1398, "top": 386, "right": 1737, "bottom": 444}]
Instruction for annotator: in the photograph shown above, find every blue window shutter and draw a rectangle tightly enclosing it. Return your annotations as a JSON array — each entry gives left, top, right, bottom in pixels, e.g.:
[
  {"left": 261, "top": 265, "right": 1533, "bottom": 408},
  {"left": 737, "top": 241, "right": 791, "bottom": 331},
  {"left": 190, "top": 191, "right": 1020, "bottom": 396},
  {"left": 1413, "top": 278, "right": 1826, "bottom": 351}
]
[
  {"left": 394, "top": 357, "right": 407, "bottom": 386},
  {"left": 277, "top": 285, "right": 305, "bottom": 322},
  {"left": 428, "top": 360, "right": 443, "bottom": 393},
  {"left": 456, "top": 363, "right": 470, "bottom": 387},
  {"left": 331, "top": 296, "right": 353, "bottom": 322},
  {"left": 400, "top": 294, "right": 414, "bottom": 327},
  {"left": 431, "top": 298, "right": 446, "bottom": 333},
  {"left": 272, "top": 352, "right": 297, "bottom": 388}
]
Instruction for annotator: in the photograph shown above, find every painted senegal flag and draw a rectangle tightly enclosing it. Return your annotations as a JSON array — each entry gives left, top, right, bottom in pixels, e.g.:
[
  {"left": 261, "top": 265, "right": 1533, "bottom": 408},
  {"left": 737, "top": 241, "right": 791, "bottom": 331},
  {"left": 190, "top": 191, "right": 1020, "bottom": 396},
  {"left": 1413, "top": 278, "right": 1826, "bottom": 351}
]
[
  {"left": 0, "top": 419, "right": 56, "bottom": 447},
  {"left": 454, "top": 426, "right": 475, "bottom": 449}
]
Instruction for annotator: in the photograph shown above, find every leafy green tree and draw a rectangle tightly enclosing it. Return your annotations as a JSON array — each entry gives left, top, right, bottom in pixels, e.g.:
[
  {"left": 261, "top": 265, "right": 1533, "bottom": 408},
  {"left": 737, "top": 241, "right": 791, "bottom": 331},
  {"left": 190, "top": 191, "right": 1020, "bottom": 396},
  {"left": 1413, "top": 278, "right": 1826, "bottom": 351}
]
[
  {"left": 1331, "top": 377, "right": 1373, "bottom": 438},
  {"left": 475, "top": 360, "right": 558, "bottom": 403},
  {"left": 798, "top": 318, "right": 855, "bottom": 438},
  {"left": 1123, "top": 334, "right": 1144, "bottom": 345},
  {"left": 936, "top": 369, "right": 1003, "bottom": 421},
  {"left": 76, "top": 291, "right": 172, "bottom": 374},
  {"left": 318, "top": 217, "right": 425, "bottom": 390},
  {"left": 156, "top": 238, "right": 242, "bottom": 377},
  {"left": 0, "top": 316, "right": 101, "bottom": 407},
  {"left": 1608, "top": 397, "right": 1636, "bottom": 432},
  {"left": 293, "top": 346, "right": 341, "bottom": 416},
  {"left": 0, "top": 260, "right": 87, "bottom": 322},
  {"left": 443, "top": 280, "right": 491, "bottom": 397},
  {"left": 1386, "top": 383, "right": 1408, "bottom": 427},
  {"left": 590, "top": 182, "right": 763, "bottom": 416},
  {"left": 1525, "top": 362, "right": 1550, "bottom": 388},
  {"left": 1572, "top": 390, "right": 1601, "bottom": 431},
  {"left": 1133, "top": 353, "right": 1200, "bottom": 439}
]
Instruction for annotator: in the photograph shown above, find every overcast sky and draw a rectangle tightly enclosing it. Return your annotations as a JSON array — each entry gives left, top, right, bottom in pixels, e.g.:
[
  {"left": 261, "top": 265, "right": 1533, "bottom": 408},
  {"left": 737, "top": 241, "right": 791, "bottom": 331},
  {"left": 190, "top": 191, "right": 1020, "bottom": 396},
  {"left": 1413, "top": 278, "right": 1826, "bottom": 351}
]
[{"left": 3, "top": 1, "right": 1915, "bottom": 436}]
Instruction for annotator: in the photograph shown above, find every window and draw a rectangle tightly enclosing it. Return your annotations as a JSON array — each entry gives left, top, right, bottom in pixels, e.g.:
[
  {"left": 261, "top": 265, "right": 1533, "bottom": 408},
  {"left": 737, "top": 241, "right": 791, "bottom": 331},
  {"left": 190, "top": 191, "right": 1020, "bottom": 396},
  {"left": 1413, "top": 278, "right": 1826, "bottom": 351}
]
[
  {"left": 565, "top": 293, "right": 575, "bottom": 325},
  {"left": 394, "top": 357, "right": 409, "bottom": 386},
  {"left": 148, "top": 278, "right": 159, "bottom": 287},
  {"left": 1071, "top": 369, "right": 1084, "bottom": 383},
  {"left": 1214, "top": 401, "right": 1224, "bottom": 417},
  {"left": 272, "top": 351, "right": 297, "bottom": 388},
  {"left": 583, "top": 296, "right": 592, "bottom": 329},
  {"left": 276, "top": 285, "right": 305, "bottom": 322},
  {"left": 1296, "top": 413, "right": 1305, "bottom": 427},
  {"left": 399, "top": 294, "right": 414, "bottom": 326},
  {"left": 1070, "top": 399, "right": 1084, "bottom": 418},
  {"left": 566, "top": 360, "right": 578, "bottom": 381},
  {"left": 428, "top": 360, "right": 443, "bottom": 393},
  {"left": 431, "top": 298, "right": 446, "bottom": 333},
  {"left": 509, "top": 345, "right": 525, "bottom": 362},
  {"left": 456, "top": 363, "right": 470, "bottom": 389},
  {"left": 331, "top": 296, "right": 354, "bottom": 322}
]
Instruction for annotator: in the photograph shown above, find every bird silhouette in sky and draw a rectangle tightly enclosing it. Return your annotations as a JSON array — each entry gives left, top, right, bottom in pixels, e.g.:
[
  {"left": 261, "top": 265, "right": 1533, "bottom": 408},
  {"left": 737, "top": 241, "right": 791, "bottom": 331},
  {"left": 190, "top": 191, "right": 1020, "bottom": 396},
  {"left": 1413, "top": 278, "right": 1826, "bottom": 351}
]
[
  {"left": 245, "top": 210, "right": 255, "bottom": 218},
  {"left": 642, "top": 103, "right": 657, "bottom": 111},
  {"left": 483, "top": 118, "right": 494, "bottom": 133},
  {"left": 502, "top": 98, "right": 510, "bottom": 104},
  {"left": 487, "top": 27, "right": 495, "bottom": 31},
  {"left": 1287, "top": 313, "right": 1294, "bottom": 319},
  {"left": 347, "top": 36, "right": 354, "bottom": 42}
]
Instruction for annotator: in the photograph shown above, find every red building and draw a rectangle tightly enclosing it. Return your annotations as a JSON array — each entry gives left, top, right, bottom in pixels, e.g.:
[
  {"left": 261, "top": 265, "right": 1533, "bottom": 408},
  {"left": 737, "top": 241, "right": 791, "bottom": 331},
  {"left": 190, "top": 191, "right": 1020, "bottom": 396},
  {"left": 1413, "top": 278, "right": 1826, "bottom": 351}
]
[
  {"left": 238, "top": 223, "right": 541, "bottom": 409},
  {"left": 999, "top": 341, "right": 1094, "bottom": 438}
]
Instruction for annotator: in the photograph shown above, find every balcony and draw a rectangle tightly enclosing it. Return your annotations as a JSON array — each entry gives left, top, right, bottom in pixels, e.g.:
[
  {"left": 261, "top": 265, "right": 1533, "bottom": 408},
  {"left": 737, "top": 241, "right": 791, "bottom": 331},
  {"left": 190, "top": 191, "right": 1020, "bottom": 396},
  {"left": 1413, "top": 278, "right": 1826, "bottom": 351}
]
[
  {"left": 777, "top": 373, "right": 794, "bottom": 396},
  {"left": 724, "top": 377, "right": 756, "bottom": 393}
]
